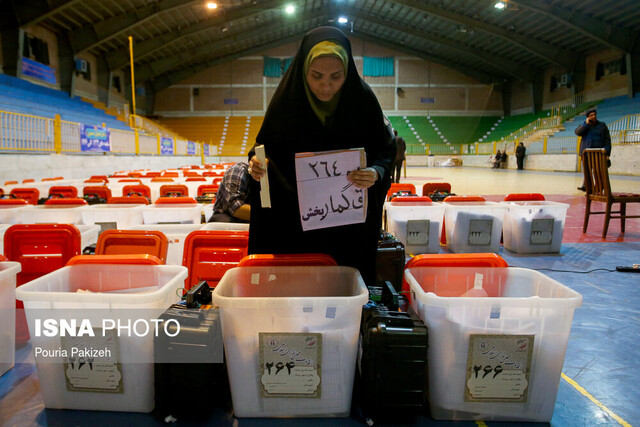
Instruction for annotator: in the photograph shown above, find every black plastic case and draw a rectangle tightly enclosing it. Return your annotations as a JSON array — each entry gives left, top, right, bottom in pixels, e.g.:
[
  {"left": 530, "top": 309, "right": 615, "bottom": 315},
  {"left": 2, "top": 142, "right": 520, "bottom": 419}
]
[{"left": 357, "top": 304, "right": 429, "bottom": 419}]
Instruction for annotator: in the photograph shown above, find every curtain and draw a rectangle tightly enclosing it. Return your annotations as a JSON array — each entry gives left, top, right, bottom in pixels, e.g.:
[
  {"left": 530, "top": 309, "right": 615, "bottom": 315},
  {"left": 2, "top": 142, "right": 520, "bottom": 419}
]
[
  {"left": 263, "top": 56, "right": 282, "bottom": 77},
  {"left": 363, "top": 57, "right": 394, "bottom": 77},
  {"left": 264, "top": 56, "right": 295, "bottom": 77}
]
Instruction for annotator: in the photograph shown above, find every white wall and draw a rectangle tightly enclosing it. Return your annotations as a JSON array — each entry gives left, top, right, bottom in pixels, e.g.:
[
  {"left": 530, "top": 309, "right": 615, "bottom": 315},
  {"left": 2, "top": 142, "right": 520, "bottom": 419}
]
[
  {"left": 0, "top": 153, "right": 200, "bottom": 182},
  {"left": 407, "top": 143, "right": 639, "bottom": 175},
  {"left": 2, "top": 146, "right": 637, "bottom": 184}
]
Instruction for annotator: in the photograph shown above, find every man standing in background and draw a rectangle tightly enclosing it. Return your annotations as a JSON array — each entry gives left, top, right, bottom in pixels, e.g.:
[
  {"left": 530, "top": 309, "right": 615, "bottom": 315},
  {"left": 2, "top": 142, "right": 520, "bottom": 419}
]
[
  {"left": 392, "top": 130, "right": 406, "bottom": 183},
  {"left": 516, "top": 142, "right": 526, "bottom": 170},
  {"left": 575, "top": 108, "right": 611, "bottom": 191}
]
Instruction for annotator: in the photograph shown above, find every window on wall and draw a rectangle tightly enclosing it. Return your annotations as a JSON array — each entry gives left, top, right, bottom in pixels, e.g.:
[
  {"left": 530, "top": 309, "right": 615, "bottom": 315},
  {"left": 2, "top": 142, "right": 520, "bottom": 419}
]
[
  {"left": 112, "top": 75, "right": 121, "bottom": 92},
  {"left": 550, "top": 73, "right": 572, "bottom": 92},
  {"left": 83, "top": 61, "right": 91, "bottom": 81},
  {"left": 596, "top": 56, "right": 626, "bottom": 80},
  {"left": 22, "top": 33, "right": 50, "bottom": 65}
]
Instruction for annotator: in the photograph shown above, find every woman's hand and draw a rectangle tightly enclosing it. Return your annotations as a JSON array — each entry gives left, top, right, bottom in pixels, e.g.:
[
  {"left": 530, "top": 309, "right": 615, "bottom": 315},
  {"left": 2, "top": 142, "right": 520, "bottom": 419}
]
[
  {"left": 248, "top": 155, "right": 268, "bottom": 181},
  {"left": 347, "top": 167, "right": 378, "bottom": 189}
]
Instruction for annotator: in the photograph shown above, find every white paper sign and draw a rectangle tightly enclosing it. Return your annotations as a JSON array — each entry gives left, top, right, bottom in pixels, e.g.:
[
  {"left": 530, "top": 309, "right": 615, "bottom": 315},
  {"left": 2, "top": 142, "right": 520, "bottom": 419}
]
[
  {"left": 259, "top": 332, "right": 322, "bottom": 398},
  {"left": 465, "top": 334, "right": 534, "bottom": 402},
  {"left": 295, "top": 148, "right": 366, "bottom": 231}
]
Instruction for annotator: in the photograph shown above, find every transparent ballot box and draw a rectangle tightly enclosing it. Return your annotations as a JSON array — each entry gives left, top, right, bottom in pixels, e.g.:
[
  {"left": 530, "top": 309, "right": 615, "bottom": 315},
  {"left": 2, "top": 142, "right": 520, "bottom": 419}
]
[
  {"left": 21, "top": 204, "right": 89, "bottom": 225},
  {"left": 405, "top": 266, "right": 582, "bottom": 422},
  {"left": 15, "top": 263, "right": 188, "bottom": 412},
  {"left": 141, "top": 204, "right": 203, "bottom": 225},
  {"left": 128, "top": 224, "right": 205, "bottom": 265},
  {"left": 81, "top": 204, "right": 145, "bottom": 230},
  {"left": 501, "top": 201, "right": 569, "bottom": 253},
  {"left": 212, "top": 266, "right": 369, "bottom": 417},
  {"left": 443, "top": 201, "right": 505, "bottom": 253},
  {"left": 385, "top": 200, "right": 445, "bottom": 254},
  {"left": 0, "top": 261, "right": 21, "bottom": 377}
]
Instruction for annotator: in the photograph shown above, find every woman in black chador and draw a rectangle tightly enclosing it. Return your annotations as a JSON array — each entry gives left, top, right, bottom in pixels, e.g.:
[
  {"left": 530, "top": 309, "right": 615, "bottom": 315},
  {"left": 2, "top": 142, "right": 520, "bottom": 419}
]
[{"left": 247, "top": 26, "right": 395, "bottom": 285}]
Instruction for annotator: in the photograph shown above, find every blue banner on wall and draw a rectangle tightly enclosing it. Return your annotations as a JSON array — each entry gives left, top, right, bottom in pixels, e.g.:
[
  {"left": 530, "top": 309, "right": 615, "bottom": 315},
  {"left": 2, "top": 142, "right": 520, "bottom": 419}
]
[
  {"left": 187, "top": 141, "right": 196, "bottom": 155},
  {"left": 80, "top": 124, "right": 110, "bottom": 152},
  {"left": 161, "top": 137, "right": 174, "bottom": 155},
  {"left": 203, "top": 144, "right": 210, "bottom": 156},
  {"left": 21, "top": 57, "right": 57, "bottom": 85}
]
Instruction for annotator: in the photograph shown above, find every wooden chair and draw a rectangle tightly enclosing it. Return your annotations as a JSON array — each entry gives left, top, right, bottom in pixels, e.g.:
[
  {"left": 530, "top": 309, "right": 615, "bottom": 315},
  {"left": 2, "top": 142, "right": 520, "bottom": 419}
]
[{"left": 582, "top": 148, "right": 640, "bottom": 238}]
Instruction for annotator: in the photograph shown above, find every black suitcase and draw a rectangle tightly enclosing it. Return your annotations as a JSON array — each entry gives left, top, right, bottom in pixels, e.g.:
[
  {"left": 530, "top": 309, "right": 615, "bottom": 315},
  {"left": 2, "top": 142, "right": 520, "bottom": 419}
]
[
  {"left": 376, "top": 230, "right": 405, "bottom": 293},
  {"left": 356, "top": 303, "right": 428, "bottom": 420},
  {"left": 154, "top": 281, "right": 229, "bottom": 421}
]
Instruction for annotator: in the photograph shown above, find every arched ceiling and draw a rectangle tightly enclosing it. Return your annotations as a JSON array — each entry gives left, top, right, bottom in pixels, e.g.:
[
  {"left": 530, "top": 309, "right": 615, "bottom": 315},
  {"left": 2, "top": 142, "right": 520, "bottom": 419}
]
[{"left": 7, "top": 0, "right": 640, "bottom": 92}]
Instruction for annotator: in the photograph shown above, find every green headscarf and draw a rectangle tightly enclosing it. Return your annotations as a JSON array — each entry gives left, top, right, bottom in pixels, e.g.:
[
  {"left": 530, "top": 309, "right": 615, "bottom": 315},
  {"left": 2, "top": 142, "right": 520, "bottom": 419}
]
[{"left": 303, "top": 40, "right": 349, "bottom": 126}]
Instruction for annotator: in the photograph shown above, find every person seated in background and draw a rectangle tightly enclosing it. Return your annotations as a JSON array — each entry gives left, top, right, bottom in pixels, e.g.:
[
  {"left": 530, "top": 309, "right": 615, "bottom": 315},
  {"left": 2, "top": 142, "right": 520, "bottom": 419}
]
[
  {"left": 492, "top": 150, "right": 503, "bottom": 168},
  {"left": 500, "top": 152, "right": 508, "bottom": 169},
  {"left": 208, "top": 162, "right": 250, "bottom": 223}
]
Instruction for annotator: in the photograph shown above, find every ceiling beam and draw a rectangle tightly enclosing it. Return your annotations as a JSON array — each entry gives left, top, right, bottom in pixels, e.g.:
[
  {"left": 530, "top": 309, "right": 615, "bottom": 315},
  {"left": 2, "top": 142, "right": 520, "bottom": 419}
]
[
  {"left": 151, "top": 33, "right": 304, "bottom": 93},
  {"left": 341, "top": 7, "right": 535, "bottom": 82},
  {"left": 68, "top": 0, "right": 198, "bottom": 54},
  {"left": 106, "top": 0, "right": 288, "bottom": 70},
  {"left": 389, "top": 0, "right": 577, "bottom": 69},
  {"left": 133, "top": 3, "right": 516, "bottom": 85},
  {"left": 510, "top": 0, "right": 639, "bottom": 53},
  {"left": 12, "top": 0, "right": 78, "bottom": 27},
  {"left": 134, "top": 11, "right": 324, "bottom": 83},
  {"left": 355, "top": 32, "right": 499, "bottom": 84}
]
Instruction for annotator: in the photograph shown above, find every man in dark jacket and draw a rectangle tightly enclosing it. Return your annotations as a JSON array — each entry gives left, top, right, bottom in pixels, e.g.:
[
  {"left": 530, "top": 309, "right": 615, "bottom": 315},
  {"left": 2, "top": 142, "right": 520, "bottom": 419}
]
[
  {"left": 392, "top": 129, "right": 406, "bottom": 183},
  {"left": 515, "top": 142, "right": 526, "bottom": 170},
  {"left": 575, "top": 108, "right": 611, "bottom": 191}
]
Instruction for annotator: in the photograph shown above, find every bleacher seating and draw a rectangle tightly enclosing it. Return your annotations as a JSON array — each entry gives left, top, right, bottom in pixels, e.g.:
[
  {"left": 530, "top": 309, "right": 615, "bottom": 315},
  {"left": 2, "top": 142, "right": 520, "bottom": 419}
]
[
  {"left": 552, "top": 94, "right": 640, "bottom": 138},
  {"left": 389, "top": 114, "right": 545, "bottom": 147},
  {"left": 0, "top": 73, "right": 130, "bottom": 131},
  {"left": 158, "top": 115, "right": 263, "bottom": 156},
  {"left": 431, "top": 116, "right": 498, "bottom": 144},
  {"left": 486, "top": 112, "right": 549, "bottom": 142}
]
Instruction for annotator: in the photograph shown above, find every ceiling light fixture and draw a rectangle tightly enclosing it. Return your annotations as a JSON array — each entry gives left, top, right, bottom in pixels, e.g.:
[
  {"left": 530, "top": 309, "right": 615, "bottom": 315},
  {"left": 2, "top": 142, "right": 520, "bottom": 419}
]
[
  {"left": 494, "top": 1, "right": 506, "bottom": 9},
  {"left": 338, "top": 16, "right": 348, "bottom": 24},
  {"left": 285, "top": 4, "right": 295, "bottom": 14},
  {"left": 206, "top": 1, "right": 217, "bottom": 9}
]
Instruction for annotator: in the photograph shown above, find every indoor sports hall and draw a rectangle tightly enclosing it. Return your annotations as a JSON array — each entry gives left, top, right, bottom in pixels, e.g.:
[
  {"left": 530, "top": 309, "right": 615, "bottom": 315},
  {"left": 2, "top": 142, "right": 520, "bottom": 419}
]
[{"left": 1, "top": 0, "right": 639, "bottom": 426}]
